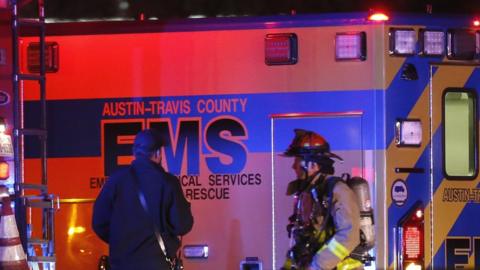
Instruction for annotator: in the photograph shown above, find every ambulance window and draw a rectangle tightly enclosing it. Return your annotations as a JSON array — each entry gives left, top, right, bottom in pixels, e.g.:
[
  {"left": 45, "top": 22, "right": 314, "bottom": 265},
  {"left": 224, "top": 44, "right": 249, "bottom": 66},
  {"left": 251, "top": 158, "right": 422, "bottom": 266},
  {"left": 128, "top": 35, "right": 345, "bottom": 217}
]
[{"left": 443, "top": 89, "right": 478, "bottom": 179}]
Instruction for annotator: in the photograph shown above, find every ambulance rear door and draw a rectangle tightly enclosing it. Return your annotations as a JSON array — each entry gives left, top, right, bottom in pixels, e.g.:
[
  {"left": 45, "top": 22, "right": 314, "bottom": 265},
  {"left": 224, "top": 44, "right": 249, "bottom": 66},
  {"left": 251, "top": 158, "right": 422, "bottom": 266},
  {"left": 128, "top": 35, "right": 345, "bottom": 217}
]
[{"left": 430, "top": 63, "right": 480, "bottom": 269}]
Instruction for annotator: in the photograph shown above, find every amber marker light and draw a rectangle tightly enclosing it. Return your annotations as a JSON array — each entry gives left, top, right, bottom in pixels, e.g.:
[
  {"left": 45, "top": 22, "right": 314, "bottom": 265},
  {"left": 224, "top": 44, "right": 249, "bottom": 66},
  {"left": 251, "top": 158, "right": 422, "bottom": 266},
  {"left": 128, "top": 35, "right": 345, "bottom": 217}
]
[{"left": 0, "top": 162, "right": 8, "bottom": 180}]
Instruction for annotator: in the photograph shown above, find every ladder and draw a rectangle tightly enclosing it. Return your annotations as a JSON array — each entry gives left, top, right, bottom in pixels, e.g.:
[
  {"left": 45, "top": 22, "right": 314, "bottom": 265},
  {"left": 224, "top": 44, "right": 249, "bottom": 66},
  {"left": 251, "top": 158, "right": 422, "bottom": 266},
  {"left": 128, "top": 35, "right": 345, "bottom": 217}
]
[{"left": 10, "top": 0, "right": 57, "bottom": 268}]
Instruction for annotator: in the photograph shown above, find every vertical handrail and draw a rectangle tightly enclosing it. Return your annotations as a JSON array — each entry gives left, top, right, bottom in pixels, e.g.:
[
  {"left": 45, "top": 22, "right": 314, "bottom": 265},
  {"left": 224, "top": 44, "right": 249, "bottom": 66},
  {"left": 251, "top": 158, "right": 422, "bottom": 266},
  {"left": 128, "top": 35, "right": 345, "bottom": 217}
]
[
  {"left": 11, "top": 0, "right": 27, "bottom": 252},
  {"left": 11, "top": 0, "right": 56, "bottom": 265}
]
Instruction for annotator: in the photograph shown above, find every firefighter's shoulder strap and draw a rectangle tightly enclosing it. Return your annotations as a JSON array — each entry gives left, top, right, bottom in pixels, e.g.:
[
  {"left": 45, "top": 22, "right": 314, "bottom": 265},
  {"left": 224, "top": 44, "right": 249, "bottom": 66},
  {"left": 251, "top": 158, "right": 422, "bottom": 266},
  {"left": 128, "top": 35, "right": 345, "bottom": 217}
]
[
  {"left": 320, "top": 176, "right": 342, "bottom": 231},
  {"left": 322, "top": 175, "right": 348, "bottom": 227},
  {"left": 130, "top": 167, "right": 178, "bottom": 268},
  {"left": 325, "top": 175, "right": 343, "bottom": 203}
]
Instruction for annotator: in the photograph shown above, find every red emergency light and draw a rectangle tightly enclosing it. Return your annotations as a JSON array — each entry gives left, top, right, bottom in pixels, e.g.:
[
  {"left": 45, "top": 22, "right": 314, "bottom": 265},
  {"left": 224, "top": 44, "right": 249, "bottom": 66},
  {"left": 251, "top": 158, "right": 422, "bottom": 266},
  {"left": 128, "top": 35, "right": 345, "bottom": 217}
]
[
  {"left": 0, "top": 0, "right": 8, "bottom": 9},
  {"left": 27, "top": 42, "right": 60, "bottom": 73},
  {"left": 265, "top": 33, "right": 298, "bottom": 65},
  {"left": 473, "top": 19, "right": 480, "bottom": 27},
  {"left": 368, "top": 12, "right": 389, "bottom": 22},
  {"left": 397, "top": 201, "right": 424, "bottom": 270}
]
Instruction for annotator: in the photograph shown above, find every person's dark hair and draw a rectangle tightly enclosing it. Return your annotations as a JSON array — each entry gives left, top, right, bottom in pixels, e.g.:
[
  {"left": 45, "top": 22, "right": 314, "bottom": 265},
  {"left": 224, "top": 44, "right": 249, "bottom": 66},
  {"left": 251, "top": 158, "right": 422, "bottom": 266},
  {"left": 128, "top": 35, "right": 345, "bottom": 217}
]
[{"left": 132, "top": 129, "right": 166, "bottom": 158}]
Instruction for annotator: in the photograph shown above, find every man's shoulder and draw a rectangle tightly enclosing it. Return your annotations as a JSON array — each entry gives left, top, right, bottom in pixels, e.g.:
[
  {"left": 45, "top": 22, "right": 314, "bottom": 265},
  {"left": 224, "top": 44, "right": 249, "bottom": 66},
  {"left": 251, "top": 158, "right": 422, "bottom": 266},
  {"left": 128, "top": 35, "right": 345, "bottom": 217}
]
[
  {"left": 161, "top": 170, "right": 180, "bottom": 184},
  {"left": 107, "top": 167, "right": 132, "bottom": 184}
]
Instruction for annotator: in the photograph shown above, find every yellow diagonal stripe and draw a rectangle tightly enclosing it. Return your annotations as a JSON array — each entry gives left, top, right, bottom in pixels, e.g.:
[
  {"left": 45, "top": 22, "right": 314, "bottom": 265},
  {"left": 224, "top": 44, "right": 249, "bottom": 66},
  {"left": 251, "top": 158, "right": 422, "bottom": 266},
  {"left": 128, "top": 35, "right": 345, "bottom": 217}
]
[{"left": 431, "top": 177, "right": 480, "bottom": 262}]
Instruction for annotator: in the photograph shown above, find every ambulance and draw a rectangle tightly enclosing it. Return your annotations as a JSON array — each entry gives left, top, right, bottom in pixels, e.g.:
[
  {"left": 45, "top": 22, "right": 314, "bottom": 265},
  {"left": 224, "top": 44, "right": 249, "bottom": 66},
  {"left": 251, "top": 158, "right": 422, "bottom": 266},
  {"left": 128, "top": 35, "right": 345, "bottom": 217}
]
[{"left": 2, "top": 3, "right": 480, "bottom": 269}]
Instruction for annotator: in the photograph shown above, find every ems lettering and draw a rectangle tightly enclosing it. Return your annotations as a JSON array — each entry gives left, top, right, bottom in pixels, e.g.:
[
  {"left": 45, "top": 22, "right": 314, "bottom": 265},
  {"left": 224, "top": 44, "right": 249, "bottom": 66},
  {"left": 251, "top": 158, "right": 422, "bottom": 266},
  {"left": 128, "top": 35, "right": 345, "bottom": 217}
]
[
  {"left": 102, "top": 117, "right": 248, "bottom": 176},
  {"left": 103, "top": 121, "right": 143, "bottom": 175},
  {"left": 150, "top": 119, "right": 200, "bottom": 175},
  {"left": 445, "top": 237, "right": 480, "bottom": 269},
  {"left": 179, "top": 175, "right": 201, "bottom": 187},
  {"left": 205, "top": 117, "right": 247, "bottom": 174},
  {"left": 185, "top": 187, "right": 230, "bottom": 200},
  {"left": 182, "top": 173, "right": 262, "bottom": 200},
  {"left": 90, "top": 177, "right": 109, "bottom": 189}
]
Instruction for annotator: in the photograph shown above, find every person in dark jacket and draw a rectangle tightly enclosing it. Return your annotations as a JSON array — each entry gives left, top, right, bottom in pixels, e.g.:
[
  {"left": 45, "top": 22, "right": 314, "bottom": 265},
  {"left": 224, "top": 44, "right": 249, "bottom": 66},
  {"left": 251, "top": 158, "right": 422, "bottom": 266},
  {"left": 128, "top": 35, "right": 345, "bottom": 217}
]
[{"left": 92, "top": 129, "right": 194, "bottom": 270}]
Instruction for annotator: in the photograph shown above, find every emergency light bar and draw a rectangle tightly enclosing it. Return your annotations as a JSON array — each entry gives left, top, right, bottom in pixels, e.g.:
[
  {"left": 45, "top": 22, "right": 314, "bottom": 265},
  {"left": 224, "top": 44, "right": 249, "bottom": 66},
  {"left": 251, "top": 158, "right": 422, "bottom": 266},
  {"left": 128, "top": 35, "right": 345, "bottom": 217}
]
[
  {"left": 335, "top": 32, "right": 366, "bottom": 61},
  {"left": 447, "top": 29, "right": 476, "bottom": 60},
  {"left": 265, "top": 33, "right": 298, "bottom": 65},
  {"left": 389, "top": 28, "right": 416, "bottom": 56},
  {"left": 419, "top": 29, "right": 445, "bottom": 56}
]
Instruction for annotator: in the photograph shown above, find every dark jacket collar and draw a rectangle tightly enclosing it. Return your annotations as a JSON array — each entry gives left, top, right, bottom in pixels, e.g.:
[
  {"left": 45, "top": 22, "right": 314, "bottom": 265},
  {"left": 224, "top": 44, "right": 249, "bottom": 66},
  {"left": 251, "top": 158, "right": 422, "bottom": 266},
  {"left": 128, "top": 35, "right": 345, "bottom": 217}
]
[{"left": 131, "top": 156, "right": 165, "bottom": 173}]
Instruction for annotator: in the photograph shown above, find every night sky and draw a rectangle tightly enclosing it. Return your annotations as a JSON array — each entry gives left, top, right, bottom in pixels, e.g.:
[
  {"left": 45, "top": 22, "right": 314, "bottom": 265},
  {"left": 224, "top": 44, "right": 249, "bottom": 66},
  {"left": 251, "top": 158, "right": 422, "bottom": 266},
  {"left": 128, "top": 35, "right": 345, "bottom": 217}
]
[{"left": 17, "top": 0, "right": 480, "bottom": 20}]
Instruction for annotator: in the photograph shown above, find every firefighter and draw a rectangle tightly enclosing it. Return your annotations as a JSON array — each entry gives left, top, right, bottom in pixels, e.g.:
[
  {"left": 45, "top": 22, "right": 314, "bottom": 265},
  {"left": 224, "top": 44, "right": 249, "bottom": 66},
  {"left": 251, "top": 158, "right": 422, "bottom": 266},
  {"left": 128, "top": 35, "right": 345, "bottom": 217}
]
[{"left": 281, "top": 129, "right": 363, "bottom": 270}]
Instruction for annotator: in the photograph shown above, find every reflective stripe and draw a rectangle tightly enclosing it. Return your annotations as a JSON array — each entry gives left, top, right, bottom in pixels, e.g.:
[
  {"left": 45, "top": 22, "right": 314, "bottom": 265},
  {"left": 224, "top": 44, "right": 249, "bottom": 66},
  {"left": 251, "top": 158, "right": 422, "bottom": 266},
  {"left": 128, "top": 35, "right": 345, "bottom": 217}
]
[
  {"left": 336, "top": 257, "right": 364, "bottom": 270},
  {"left": 282, "top": 257, "right": 292, "bottom": 269},
  {"left": 327, "top": 238, "right": 349, "bottom": 259}
]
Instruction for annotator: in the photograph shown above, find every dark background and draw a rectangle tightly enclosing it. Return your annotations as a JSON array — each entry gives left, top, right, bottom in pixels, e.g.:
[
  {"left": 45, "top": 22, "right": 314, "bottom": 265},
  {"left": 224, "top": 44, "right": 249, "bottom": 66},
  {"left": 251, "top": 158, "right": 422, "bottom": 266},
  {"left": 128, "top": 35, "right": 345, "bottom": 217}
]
[{"left": 17, "top": 0, "right": 480, "bottom": 20}]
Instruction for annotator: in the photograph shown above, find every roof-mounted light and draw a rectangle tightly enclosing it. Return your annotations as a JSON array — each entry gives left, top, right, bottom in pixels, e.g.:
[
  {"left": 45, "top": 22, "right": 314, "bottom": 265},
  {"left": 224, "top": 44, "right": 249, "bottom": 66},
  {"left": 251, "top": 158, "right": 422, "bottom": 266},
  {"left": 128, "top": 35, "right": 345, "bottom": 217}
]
[
  {"left": 419, "top": 29, "right": 445, "bottom": 56},
  {"left": 473, "top": 19, "right": 480, "bottom": 27},
  {"left": 389, "top": 28, "right": 416, "bottom": 56},
  {"left": 265, "top": 33, "right": 298, "bottom": 65},
  {"left": 447, "top": 29, "right": 476, "bottom": 60},
  {"left": 368, "top": 12, "right": 389, "bottom": 22},
  {"left": 27, "top": 42, "right": 60, "bottom": 73},
  {"left": 335, "top": 32, "right": 367, "bottom": 61}
]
